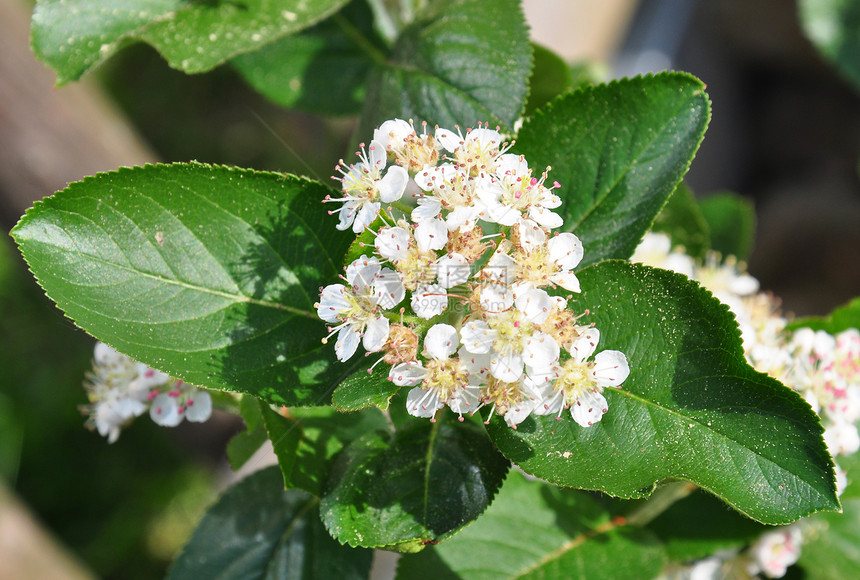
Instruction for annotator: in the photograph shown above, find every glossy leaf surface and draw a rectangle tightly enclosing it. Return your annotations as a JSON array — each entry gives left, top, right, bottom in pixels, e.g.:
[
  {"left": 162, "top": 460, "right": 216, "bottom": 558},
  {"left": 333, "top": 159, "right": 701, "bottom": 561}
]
[
  {"left": 168, "top": 466, "right": 372, "bottom": 579},
  {"left": 396, "top": 471, "right": 666, "bottom": 579},
  {"left": 487, "top": 261, "right": 839, "bottom": 525},
  {"left": 514, "top": 73, "right": 711, "bottom": 267},
  {"left": 31, "top": 0, "right": 347, "bottom": 84},
  {"left": 12, "top": 163, "right": 357, "bottom": 406},
  {"left": 321, "top": 417, "right": 510, "bottom": 552},
  {"left": 359, "top": 0, "right": 531, "bottom": 134}
]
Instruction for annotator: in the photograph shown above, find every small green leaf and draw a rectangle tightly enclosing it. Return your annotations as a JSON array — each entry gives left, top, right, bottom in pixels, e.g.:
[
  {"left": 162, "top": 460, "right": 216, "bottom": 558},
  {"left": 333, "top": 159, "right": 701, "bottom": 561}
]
[
  {"left": 395, "top": 471, "right": 666, "bottom": 579},
  {"left": 226, "top": 396, "right": 268, "bottom": 471},
  {"left": 698, "top": 192, "right": 756, "bottom": 261},
  {"left": 486, "top": 261, "right": 839, "bottom": 525},
  {"left": 288, "top": 406, "right": 388, "bottom": 496},
  {"left": 515, "top": 73, "right": 710, "bottom": 268},
  {"left": 167, "top": 466, "right": 372, "bottom": 580},
  {"left": 645, "top": 489, "right": 768, "bottom": 562},
  {"left": 359, "top": 0, "right": 531, "bottom": 134},
  {"left": 12, "top": 163, "right": 356, "bottom": 407},
  {"left": 799, "top": 0, "right": 860, "bottom": 91},
  {"left": 333, "top": 362, "right": 400, "bottom": 411},
  {"left": 233, "top": 0, "right": 380, "bottom": 115},
  {"left": 260, "top": 402, "right": 303, "bottom": 488},
  {"left": 788, "top": 296, "right": 860, "bottom": 333},
  {"left": 651, "top": 182, "right": 711, "bottom": 260},
  {"left": 524, "top": 43, "right": 573, "bottom": 116},
  {"left": 797, "top": 453, "right": 860, "bottom": 578},
  {"left": 321, "top": 417, "right": 510, "bottom": 552},
  {"left": 31, "top": 0, "right": 349, "bottom": 84}
]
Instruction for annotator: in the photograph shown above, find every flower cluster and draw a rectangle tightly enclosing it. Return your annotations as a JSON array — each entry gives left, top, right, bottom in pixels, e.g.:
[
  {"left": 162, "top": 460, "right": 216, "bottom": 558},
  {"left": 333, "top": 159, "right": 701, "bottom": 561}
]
[
  {"left": 317, "top": 119, "right": 630, "bottom": 427},
  {"left": 81, "top": 342, "right": 213, "bottom": 443},
  {"left": 636, "top": 232, "right": 860, "bottom": 578}
]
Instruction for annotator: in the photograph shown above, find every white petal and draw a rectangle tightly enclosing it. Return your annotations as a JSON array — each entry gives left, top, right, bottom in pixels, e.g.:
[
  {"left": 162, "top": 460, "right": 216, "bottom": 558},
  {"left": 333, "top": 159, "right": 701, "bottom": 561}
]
[
  {"left": 374, "top": 119, "right": 413, "bottom": 150},
  {"left": 547, "top": 233, "right": 584, "bottom": 270},
  {"left": 504, "top": 396, "right": 538, "bottom": 427},
  {"left": 390, "top": 361, "right": 425, "bottom": 386},
  {"left": 550, "top": 272, "right": 581, "bottom": 293},
  {"left": 569, "top": 327, "right": 600, "bottom": 362},
  {"left": 150, "top": 393, "right": 183, "bottom": 427},
  {"left": 415, "top": 218, "right": 448, "bottom": 251},
  {"left": 435, "top": 253, "right": 470, "bottom": 289},
  {"left": 533, "top": 387, "right": 564, "bottom": 416},
  {"left": 424, "top": 323, "right": 459, "bottom": 360},
  {"left": 373, "top": 268, "right": 405, "bottom": 308},
  {"left": 496, "top": 154, "right": 528, "bottom": 177},
  {"left": 352, "top": 201, "right": 380, "bottom": 233},
  {"left": 367, "top": 139, "right": 387, "bottom": 169},
  {"left": 482, "top": 252, "right": 516, "bottom": 285},
  {"left": 335, "top": 325, "right": 361, "bottom": 361},
  {"left": 570, "top": 389, "right": 607, "bottom": 427},
  {"left": 529, "top": 206, "right": 563, "bottom": 229},
  {"left": 411, "top": 196, "right": 443, "bottom": 221},
  {"left": 523, "top": 333, "right": 560, "bottom": 369},
  {"left": 730, "top": 273, "right": 759, "bottom": 296},
  {"left": 346, "top": 255, "right": 380, "bottom": 287},
  {"left": 460, "top": 321, "right": 496, "bottom": 354},
  {"left": 185, "top": 391, "right": 212, "bottom": 422},
  {"left": 406, "top": 387, "right": 444, "bottom": 417},
  {"left": 592, "top": 350, "right": 630, "bottom": 388},
  {"left": 458, "top": 346, "right": 491, "bottom": 379},
  {"left": 336, "top": 201, "right": 357, "bottom": 230},
  {"left": 491, "top": 352, "right": 524, "bottom": 382},
  {"left": 379, "top": 165, "right": 408, "bottom": 202},
  {"left": 480, "top": 284, "right": 514, "bottom": 314},
  {"left": 435, "top": 128, "right": 462, "bottom": 152},
  {"left": 446, "top": 205, "right": 482, "bottom": 232},
  {"left": 375, "top": 227, "right": 411, "bottom": 261},
  {"left": 485, "top": 201, "right": 522, "bottom": 226},
  {"left": 515, "top": 288, "right": 553, "bottom": 325},
  {"left": 317, "top": 284, "right": 349, "bottom": 322},
  {"left": 411, "top": 284, "right": 447, "bottom": 319},
  {"left": 363, "top": 316, "right": 390, "bottom": 352},
  {"left": 518, "top": 218, "right": 546, "bottom": 250},
  {"left": 448, "top": 387, "right": 482, "bottom": 414},
  {"left": 467, "top": 128, "right": 502, "bottom": 149}
]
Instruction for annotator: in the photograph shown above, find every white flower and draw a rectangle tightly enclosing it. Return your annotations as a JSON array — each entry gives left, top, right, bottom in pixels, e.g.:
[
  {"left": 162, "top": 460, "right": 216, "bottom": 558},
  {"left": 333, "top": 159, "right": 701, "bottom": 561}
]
[
  {"left": 150, "top": 387, "right": 213, "bottom": 427},
  {"left": 747, "top": 526, "right": 802, "bottom": 578},
  {"left": 480, "top": 373, "right": 543, "bottom": 428},
  {"left": 476, "top": 154, "right": 563, "bottom": 229},
  {"left": 389, "top": 324, "right": 483, "bottom": 419},
  {"left": 327, "top": 141, "right": 408, "bottom": 233},
  {"left": 316, "top": 256, "right": 403, "bottom": 361},
  {"left": 413, "top": 163, "right": 485, "bottom": 232},
  {"left": 461, "top": 287, "right": 560, "bottom": 382},
  {"left": 486, "top": 231, "right": 583, "bottom": 292},
  {"left": 824, "top": 419, "right": 860, "bottom": 456},
  {"left": 534, "top": 328, "right": 630, "bottom": 427}
]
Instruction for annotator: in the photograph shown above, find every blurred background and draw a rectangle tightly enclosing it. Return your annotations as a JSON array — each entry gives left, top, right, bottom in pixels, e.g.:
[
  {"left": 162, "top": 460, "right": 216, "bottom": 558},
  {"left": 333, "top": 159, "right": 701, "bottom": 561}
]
[{"left": 1, "top": 0, "right": 859, "bottom": 577}]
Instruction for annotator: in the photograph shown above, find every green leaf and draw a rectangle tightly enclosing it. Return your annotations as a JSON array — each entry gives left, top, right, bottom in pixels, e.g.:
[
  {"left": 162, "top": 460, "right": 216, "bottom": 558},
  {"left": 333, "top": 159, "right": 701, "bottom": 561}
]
[
  {"left": 260, "top": 402, "right": 303, "bottom": 488},
  {"left": 651, "top": 182, "right": 711, "bottom": 260},
  {"left": 320, "top": 417, "right": 510, "bottom": 552},
  {"left": 31, "top": 0, "right": 349, "bottom": 85},
  {"left": 788, "top": 296, "right": 860, "bottom": 333},
  {"left": 524, "top": 43, "right": 573, "bottom": 116},
  {"left": 333, "top": 361, "right": 400, "bottom": 411},
  {"left": 799, "top": 0, "right": 860, "bottom": 91},
  {"left": 514, "top": 73, "right": 711, "bottom": 268},
  {"left": 233, "top": 0, "right": 380, "bottom": 115},
  {"left": 698, "top": 192, "right": 756, "bottom": 261},
  {"left": 287, "top": 406, "right": 389, "bottom": 496},
  {"left": 645, "top": 489, "right": 768, "bottom": 562},
  {"left": 359, "top": 0, "right": 531, "bottom": 134},
  {"left": 167, "top": 466, "right": 372, "bottom": 580},
  {"left": 486, "top": 261, "right": 839, "bottom": 525},
  {"left": 395, "top": 471, "right": 666, "bottom": 580},
  {"left": 226, "top": 396, "right": 268, "bottom": 471},
  {"left": 11, "top": 163, "right": 358, "bottom": 407},
  {"left": 797, "top": 452, "right": 860, "bottom": 578}
]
